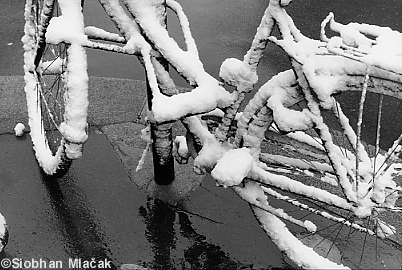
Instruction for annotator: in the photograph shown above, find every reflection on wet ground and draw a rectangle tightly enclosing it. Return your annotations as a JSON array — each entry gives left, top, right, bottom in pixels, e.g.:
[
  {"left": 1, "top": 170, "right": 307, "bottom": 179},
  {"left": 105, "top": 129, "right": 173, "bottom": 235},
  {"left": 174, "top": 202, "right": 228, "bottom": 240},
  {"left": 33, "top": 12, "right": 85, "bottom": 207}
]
[
  {"left": 139, "top": 198, "right": 242, "bottom": 270},
  {"left": 0, "top": 132, "right": 286, "bottom": 269},
  {"left": 43, "top": 174, "right": 116, "bottom": 269}
]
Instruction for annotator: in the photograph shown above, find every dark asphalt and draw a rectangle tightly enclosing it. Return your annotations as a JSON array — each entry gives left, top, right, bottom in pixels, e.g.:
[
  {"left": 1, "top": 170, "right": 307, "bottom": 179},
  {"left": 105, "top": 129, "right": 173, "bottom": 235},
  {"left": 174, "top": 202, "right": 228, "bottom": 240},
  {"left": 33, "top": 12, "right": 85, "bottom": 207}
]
[
  {"left": 0, "top": 127, "right": 285, "bottom": 269},
  {"left": 0, "top": 76, "right": 149, "bottom": 134}
]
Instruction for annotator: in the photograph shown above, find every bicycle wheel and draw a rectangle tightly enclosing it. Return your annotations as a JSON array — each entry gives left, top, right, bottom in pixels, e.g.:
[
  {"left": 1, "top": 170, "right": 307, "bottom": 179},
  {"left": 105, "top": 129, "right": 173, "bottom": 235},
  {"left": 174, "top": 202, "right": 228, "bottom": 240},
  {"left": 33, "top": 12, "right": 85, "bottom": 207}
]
[
  {"left": 22, "top": 0, "right": 88, "bottom": 176},
  {"left": 235, "top": 64, "right": 402, "bottom": 269}
]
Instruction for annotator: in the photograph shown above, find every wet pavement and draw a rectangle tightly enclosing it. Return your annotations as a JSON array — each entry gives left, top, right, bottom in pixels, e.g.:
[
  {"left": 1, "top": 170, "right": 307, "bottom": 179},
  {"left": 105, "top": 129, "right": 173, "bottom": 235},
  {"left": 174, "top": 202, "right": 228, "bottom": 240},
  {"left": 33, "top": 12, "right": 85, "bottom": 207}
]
[
  {"left": 0, "top": 75, "right": 286, "bottom": 269},
  {"left": 0, "top": 124, "right": 286, "bottom": 270}
]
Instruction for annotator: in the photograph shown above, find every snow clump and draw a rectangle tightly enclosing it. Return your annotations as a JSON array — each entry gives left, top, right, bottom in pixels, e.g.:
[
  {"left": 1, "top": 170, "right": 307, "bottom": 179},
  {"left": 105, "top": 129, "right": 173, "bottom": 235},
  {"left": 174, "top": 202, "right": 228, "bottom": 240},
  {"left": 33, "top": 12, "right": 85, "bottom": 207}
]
[
  {"left": 211, "top": 148, "right": 254, "bottom": 187},
  {"left": 14, "top": 123, "right": 25, "bottom": 137}
]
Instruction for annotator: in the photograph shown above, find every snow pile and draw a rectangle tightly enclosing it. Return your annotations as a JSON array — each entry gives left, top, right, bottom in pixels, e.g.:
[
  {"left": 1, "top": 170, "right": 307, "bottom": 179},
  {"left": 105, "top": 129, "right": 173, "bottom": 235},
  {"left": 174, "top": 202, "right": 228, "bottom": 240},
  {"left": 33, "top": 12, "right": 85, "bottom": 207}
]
[
  {"left": 211, "top": 148, "right": 254, "bottom": 187},
  {"left": 14, "top": 123, "right": 25, "bottom": 136}
]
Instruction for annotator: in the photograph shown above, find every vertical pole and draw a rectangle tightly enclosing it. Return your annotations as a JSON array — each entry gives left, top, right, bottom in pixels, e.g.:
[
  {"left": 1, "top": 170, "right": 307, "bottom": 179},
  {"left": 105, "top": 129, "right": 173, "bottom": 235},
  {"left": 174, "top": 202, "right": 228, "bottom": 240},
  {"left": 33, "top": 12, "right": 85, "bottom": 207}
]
[
  {"left": 146, "top": 82, "right": 175, "bottom": 186},
  {"left": 145, "top": 0, "right": 175, "bottom": 185}
]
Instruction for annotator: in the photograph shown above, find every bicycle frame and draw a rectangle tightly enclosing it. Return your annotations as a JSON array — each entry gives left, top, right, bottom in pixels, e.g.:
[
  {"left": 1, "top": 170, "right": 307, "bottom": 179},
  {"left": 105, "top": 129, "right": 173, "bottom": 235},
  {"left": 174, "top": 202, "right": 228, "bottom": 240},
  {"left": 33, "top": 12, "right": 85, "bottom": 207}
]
[{"left": 35, "top": 0, "right": 402, "bottom": 226}]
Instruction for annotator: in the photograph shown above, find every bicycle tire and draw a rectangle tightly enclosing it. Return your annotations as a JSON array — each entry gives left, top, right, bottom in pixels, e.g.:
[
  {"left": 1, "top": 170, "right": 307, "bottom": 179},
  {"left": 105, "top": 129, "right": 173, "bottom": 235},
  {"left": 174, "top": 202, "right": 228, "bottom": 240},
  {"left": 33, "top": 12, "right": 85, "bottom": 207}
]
[
  {"left": 236, "top": 63, "right": 402, "bottom": 269},
  {"left": 22, "top": 0, "right": 88, "bottom": 176}
]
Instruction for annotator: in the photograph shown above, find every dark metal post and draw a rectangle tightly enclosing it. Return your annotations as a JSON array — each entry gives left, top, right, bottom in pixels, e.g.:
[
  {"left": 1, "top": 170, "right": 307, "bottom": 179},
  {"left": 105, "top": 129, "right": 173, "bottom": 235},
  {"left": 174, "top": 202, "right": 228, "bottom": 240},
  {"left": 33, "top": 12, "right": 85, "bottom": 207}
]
[
  {"left": 146, "top": 0, "right": 175, "bottom": 185},
  {"left": 146, "top": 83, "right": 175, "bottom": 185}
]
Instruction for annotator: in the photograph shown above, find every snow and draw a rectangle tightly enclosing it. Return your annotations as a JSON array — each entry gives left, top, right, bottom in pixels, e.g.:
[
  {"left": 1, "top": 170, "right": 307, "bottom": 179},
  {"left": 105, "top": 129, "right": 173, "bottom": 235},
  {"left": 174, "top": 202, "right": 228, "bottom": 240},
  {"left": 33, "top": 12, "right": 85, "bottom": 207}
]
[
  {"left": 40, "top": 57, "right": 65, "bottom": 74},
  {"left": 151, "top": 85, "right": 233, "bottom": 122},
  {"left": 0, "top": 213, "right": 6, "bottom": 238},
  {"left": 194, "top": 139, "right": 225, "bottom": 175},
  {"left": 14, "top": 123, "right": 25, "bottom": 137},
  {"left": 286, "top": 131, "right": 325, "bottom": 151},
  {"left": 303, "top": 169, "right": 314, "bottom": 177},
  {"left": 22, "top": 1, "right": 63, "bottom": 175},
  {"left": 45, "top": 0, "right": 87, "bottom": 44},
  {"left": 253, "top": 207, "right": 348, "bottom": 269},
  {"left": 140, "top": 124, "right": 152, "bottom": 143},
  {"left": 84, "top": 26, "right": 125, "bottom": 43},
  {"left": 254, "top": 162, "right": 354, "bottom": 211},
  {"left": 43, "top": 3, "right": 89, "bottom": 148},
  {"left": 219, "top": 58, "right": 258, "bottom": 88},
  {"left": 121, "top": 0, "right": 233, "bottom": 123},
  {"left": 370, "top": 30, "right": 402, "bottom": 56},
  {"left": 234, "top": 181, "right": 318, "bottom": 232},
  {"left": 303, "top": 220, "right": 317, "bottom": 233},
  {"left": 136, "top": 124, "right": 152, "bottom": 171},
  {"left": 211, "top": 148, "right": 254, "bottom": 187},
  {"left": 280, "top": 0, "right": 293, "bottom": 6},
  {"left": 339, "top": 25, "right": 373, "bottom": 52},
  {"left": 376, "top": 219, "right": 396, "bottom": 238},
  {"left": 58, "top": 43, "right": 89, "bottom": 147},
  {"left": 327, "top": 36, "right": 343, "bottom": 52},
  {"left": 136, "top": 144, "right": 150, "bottom": 172},
  {"left": 174, "top": 136, "right": 189, "bottom": 159},
  {"left": 321, "top": 12, "right": 402, "bottom": 75},
  {"left": 166, "top": 0, "right": 198, "bottom": 56},
  {"left": 0, "top": 213, "right": 6, "bottom": 252},
  {"left": 321, "top": 173, "right": 338, "bottom": 186}
]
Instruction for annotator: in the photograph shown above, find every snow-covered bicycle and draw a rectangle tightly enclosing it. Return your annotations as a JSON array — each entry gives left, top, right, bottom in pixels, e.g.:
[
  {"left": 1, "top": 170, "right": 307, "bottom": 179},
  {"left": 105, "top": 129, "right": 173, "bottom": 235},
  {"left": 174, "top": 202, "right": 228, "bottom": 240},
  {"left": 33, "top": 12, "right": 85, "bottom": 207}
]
[{"left": 22, "top": 0, "right": 401, "bottom": 268}]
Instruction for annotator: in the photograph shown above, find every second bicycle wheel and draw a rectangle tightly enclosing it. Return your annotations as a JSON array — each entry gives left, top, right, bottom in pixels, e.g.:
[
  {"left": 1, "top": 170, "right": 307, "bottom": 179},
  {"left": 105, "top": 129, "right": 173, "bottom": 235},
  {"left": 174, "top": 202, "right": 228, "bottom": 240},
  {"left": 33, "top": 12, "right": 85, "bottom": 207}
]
[
  {"left": 237, "top": 66, "right": 402, "bottom": 269},
  {"left": 22, "top": 0, "right": 88, "bottom": 176}
]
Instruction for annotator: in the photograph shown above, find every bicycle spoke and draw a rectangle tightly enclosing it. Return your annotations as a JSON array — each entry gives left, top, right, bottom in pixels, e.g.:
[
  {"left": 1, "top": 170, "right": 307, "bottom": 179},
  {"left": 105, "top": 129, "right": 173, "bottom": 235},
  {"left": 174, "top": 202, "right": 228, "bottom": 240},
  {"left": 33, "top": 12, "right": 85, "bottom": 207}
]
[
  {"left": 260, "top": 182, "right": 399, "bottom": 267},
  {"left": 266, "top": 123, "right": 328, "bottom": 178},
  {"left": 357, "top": 222, "right": 370, "bottom": 268},
  {"left": 355, "top": 69, "right": 370, "bottom": 192},
  {"left": 334, "top": 99, "right": 349, "bottom": 158},
  {"left": 373, "top": 94, "right": 384, "bottom": 176}
]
